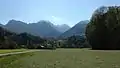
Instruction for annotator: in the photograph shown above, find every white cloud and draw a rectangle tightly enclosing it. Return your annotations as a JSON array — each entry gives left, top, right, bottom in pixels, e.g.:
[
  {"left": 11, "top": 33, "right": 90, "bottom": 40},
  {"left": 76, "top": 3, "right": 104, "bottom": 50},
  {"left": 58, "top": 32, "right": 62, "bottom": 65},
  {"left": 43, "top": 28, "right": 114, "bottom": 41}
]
[
  {"left": 51, "top": 16, "right": 62, "bottom": 23},
  {"left": 49, "top": 16, "right": 72, "bottom": 27}
]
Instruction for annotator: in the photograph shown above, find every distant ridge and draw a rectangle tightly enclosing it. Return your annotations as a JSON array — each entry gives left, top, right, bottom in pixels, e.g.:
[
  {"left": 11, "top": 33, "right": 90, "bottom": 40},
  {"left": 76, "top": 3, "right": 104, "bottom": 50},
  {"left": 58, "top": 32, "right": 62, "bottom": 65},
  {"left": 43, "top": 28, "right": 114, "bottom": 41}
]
[
  {"left": 1, "top": 19, "right": 70, "bottom": 38},
  {"left": 60, "top": 20, "right": 89, "bottom": 38}
]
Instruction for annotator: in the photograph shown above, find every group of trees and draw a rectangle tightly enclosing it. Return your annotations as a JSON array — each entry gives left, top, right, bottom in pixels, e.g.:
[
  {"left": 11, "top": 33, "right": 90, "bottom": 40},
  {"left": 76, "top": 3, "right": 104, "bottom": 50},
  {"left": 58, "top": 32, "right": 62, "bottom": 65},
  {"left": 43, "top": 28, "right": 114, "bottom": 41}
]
[
  {"left": 11, "top": 33, "right": 46, "bottom": 49},
  {"left": 0, "top": 27, "right": 17, "bottom": 49},
  {"left": 86, "top": 6, "right": 120, "bottom": 50},
  {"left": 0, "top": 26, "right": 86, "bottom": 49},
  {"left": 0, "top": 27, "right": 46, "bottom": 49},
  {"left": 57, "top": 35, "right": 89, "bottom": 48}
]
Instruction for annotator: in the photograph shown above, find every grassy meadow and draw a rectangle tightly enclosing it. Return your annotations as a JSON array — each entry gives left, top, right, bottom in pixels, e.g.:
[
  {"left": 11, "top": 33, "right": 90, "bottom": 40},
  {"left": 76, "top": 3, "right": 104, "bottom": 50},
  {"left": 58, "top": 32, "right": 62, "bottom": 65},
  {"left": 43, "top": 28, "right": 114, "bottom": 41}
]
[
  {"left": 0, "top": 49, "right": 120, "bottom": 68},
  {"left": 0, "top": 49, "right": 27, "bottom": 54}
]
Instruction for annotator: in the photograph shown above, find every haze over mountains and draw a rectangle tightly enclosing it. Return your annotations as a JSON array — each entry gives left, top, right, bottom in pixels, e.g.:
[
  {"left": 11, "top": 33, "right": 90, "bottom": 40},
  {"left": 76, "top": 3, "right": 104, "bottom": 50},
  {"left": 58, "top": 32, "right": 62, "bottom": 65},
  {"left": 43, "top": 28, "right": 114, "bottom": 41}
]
[
  {"left": 55, "top": 24, "right": 71, "bottom": 33},
  {"left": 4, "top": 20, "right": 62, "bottom": 37},
  {"left": 60, "top": 20, "right": 89, "bottom": 37},
  {"left": 0, "top": 19, "right": 88, "bottom": 38}
]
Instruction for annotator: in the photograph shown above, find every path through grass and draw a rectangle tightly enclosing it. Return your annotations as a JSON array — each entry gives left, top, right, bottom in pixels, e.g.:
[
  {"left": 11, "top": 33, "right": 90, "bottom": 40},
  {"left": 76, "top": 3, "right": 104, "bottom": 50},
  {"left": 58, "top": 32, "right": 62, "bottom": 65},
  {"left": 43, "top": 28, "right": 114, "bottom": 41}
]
[
  {"left": 0, "top": 49, "right": 27, "bottom": 54},
  {"left": 0, "top": 49, "right": 120, "bottom": 68}
]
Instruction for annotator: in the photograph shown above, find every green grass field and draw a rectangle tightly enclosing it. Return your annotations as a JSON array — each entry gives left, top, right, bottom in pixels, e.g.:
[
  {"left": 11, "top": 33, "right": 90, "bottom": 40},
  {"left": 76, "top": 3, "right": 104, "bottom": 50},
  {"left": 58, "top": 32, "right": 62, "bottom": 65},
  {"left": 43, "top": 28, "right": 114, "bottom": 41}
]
[
  {"left": 0, "top": 49, "right": 120, "bottom": 68},
  {"left": 0, "top": 49, "right": 27, "bottom": 54}
]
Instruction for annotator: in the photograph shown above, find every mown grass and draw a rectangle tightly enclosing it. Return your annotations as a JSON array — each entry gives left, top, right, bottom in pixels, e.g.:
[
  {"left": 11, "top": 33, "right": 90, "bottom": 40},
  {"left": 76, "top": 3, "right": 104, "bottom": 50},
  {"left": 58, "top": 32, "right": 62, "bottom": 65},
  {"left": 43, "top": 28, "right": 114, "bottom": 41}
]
[
  {"left": 0, "top": 52, "right": 34, "bottom": 68},
  {"left": 0, "top": 49, "right": 120, "bottom": 68},
  {"left": 0, "top": 49, "right": 27, "bottom": 54}
]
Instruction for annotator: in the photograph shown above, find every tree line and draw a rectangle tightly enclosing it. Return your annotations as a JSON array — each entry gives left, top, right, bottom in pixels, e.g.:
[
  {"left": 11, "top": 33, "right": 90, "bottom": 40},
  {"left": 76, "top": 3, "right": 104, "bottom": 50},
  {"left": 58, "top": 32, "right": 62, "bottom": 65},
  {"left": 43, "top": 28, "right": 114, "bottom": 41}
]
[
  {"left": 0, "top": 27, "right": 45, "bottom": 49},
  {"left": 0, "top": 26, "right": 86, "bottom": 49}
]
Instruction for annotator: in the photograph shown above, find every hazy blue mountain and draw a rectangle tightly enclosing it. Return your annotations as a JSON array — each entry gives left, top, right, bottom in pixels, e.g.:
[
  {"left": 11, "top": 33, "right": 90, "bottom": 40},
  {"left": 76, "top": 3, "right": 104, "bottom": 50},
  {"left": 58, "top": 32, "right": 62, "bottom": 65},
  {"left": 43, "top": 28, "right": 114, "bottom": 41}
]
[
  {"left": 60, "top": 20, "right": 89, "bottom": 38},
  {"left": 5, "top": 20, "right": 30, "bottom": 33},
  {"left": 0, "top": 23, "right": 3, "bottom": 27},
  {"left": 4, "top": 20, "right": 62, "bottom": 37},
  {"left": 28, "top": 20, "right": 61, "bottom": 37},
  {"left": 3, "top": 19, "right": 89, "bottom": 38},
  {"left": 55, "top": 24, "right": 71, "bottom": 33}
]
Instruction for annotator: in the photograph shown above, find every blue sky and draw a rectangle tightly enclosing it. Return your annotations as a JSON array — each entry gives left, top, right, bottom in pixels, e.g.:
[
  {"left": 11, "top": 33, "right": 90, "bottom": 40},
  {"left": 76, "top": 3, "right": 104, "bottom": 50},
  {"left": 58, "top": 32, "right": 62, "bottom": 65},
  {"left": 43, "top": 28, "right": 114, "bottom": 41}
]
[{"left": 0, "top": 0, "right": 120, "bottom": 26}]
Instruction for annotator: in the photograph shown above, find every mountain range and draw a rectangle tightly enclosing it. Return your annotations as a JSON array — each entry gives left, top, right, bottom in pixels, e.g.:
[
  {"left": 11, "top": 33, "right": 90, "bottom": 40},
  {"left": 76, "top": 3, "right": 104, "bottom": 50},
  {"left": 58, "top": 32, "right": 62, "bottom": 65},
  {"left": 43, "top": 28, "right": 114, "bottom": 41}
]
[{"left": 0, "top": 20, "right": 88, "bottom": 38}]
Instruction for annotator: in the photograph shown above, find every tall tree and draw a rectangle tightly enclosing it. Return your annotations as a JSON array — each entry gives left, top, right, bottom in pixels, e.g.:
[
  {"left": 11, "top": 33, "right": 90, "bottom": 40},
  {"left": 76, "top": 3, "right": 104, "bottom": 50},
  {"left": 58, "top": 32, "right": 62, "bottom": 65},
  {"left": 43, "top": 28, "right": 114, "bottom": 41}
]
[{"left": 86, "top": 6, "right": 120, "bottom": 50}]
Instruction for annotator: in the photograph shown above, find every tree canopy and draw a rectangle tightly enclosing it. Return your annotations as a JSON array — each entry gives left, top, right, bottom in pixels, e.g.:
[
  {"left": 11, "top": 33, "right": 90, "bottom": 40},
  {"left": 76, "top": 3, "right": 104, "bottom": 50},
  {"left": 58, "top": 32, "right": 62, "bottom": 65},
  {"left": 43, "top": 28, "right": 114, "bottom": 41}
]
[{"left": 86, "top": 6, "right": 120, "bottom": 50}]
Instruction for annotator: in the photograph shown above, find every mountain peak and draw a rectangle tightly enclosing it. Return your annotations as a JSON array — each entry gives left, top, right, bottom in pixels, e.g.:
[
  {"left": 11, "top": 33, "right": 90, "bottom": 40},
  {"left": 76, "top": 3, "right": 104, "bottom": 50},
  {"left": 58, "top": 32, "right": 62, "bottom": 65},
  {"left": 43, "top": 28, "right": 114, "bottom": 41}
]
[
  {"left": 78, "top": 20, "right": 89, "bottom": 24},
  {"left": 55, "top": 24, "right": 71, "bottom": 33},
  {"left": 60, "top": 20, "right": 88, "bottom": 38},
  {"left": 7, "top": 19, "right": 16, "bottom": 24},
  {"left": 37, "top": 20, "right": 54, "bottom": 27},
  {"left": 61, "top": 24, "right": 70, "bottom": 27},
  {"left": 8, "top": 19, "right": 20, "bottom": 23},
  {"left": 7, "top": 19, "right": 26, "bottom": 25},
  {"left": 38, "top": 20, "right": 51, "bottom": 24},
  {"left": 4, "top": 20, "right": 62, "bottom": 37}
]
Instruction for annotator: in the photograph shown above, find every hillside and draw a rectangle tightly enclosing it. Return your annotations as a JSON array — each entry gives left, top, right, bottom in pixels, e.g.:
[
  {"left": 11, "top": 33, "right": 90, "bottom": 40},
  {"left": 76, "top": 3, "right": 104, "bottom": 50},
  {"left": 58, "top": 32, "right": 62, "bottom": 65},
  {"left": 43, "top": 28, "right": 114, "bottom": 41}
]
[{"left": 60, "top": 20, "right": 89, "bottom": 38}]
